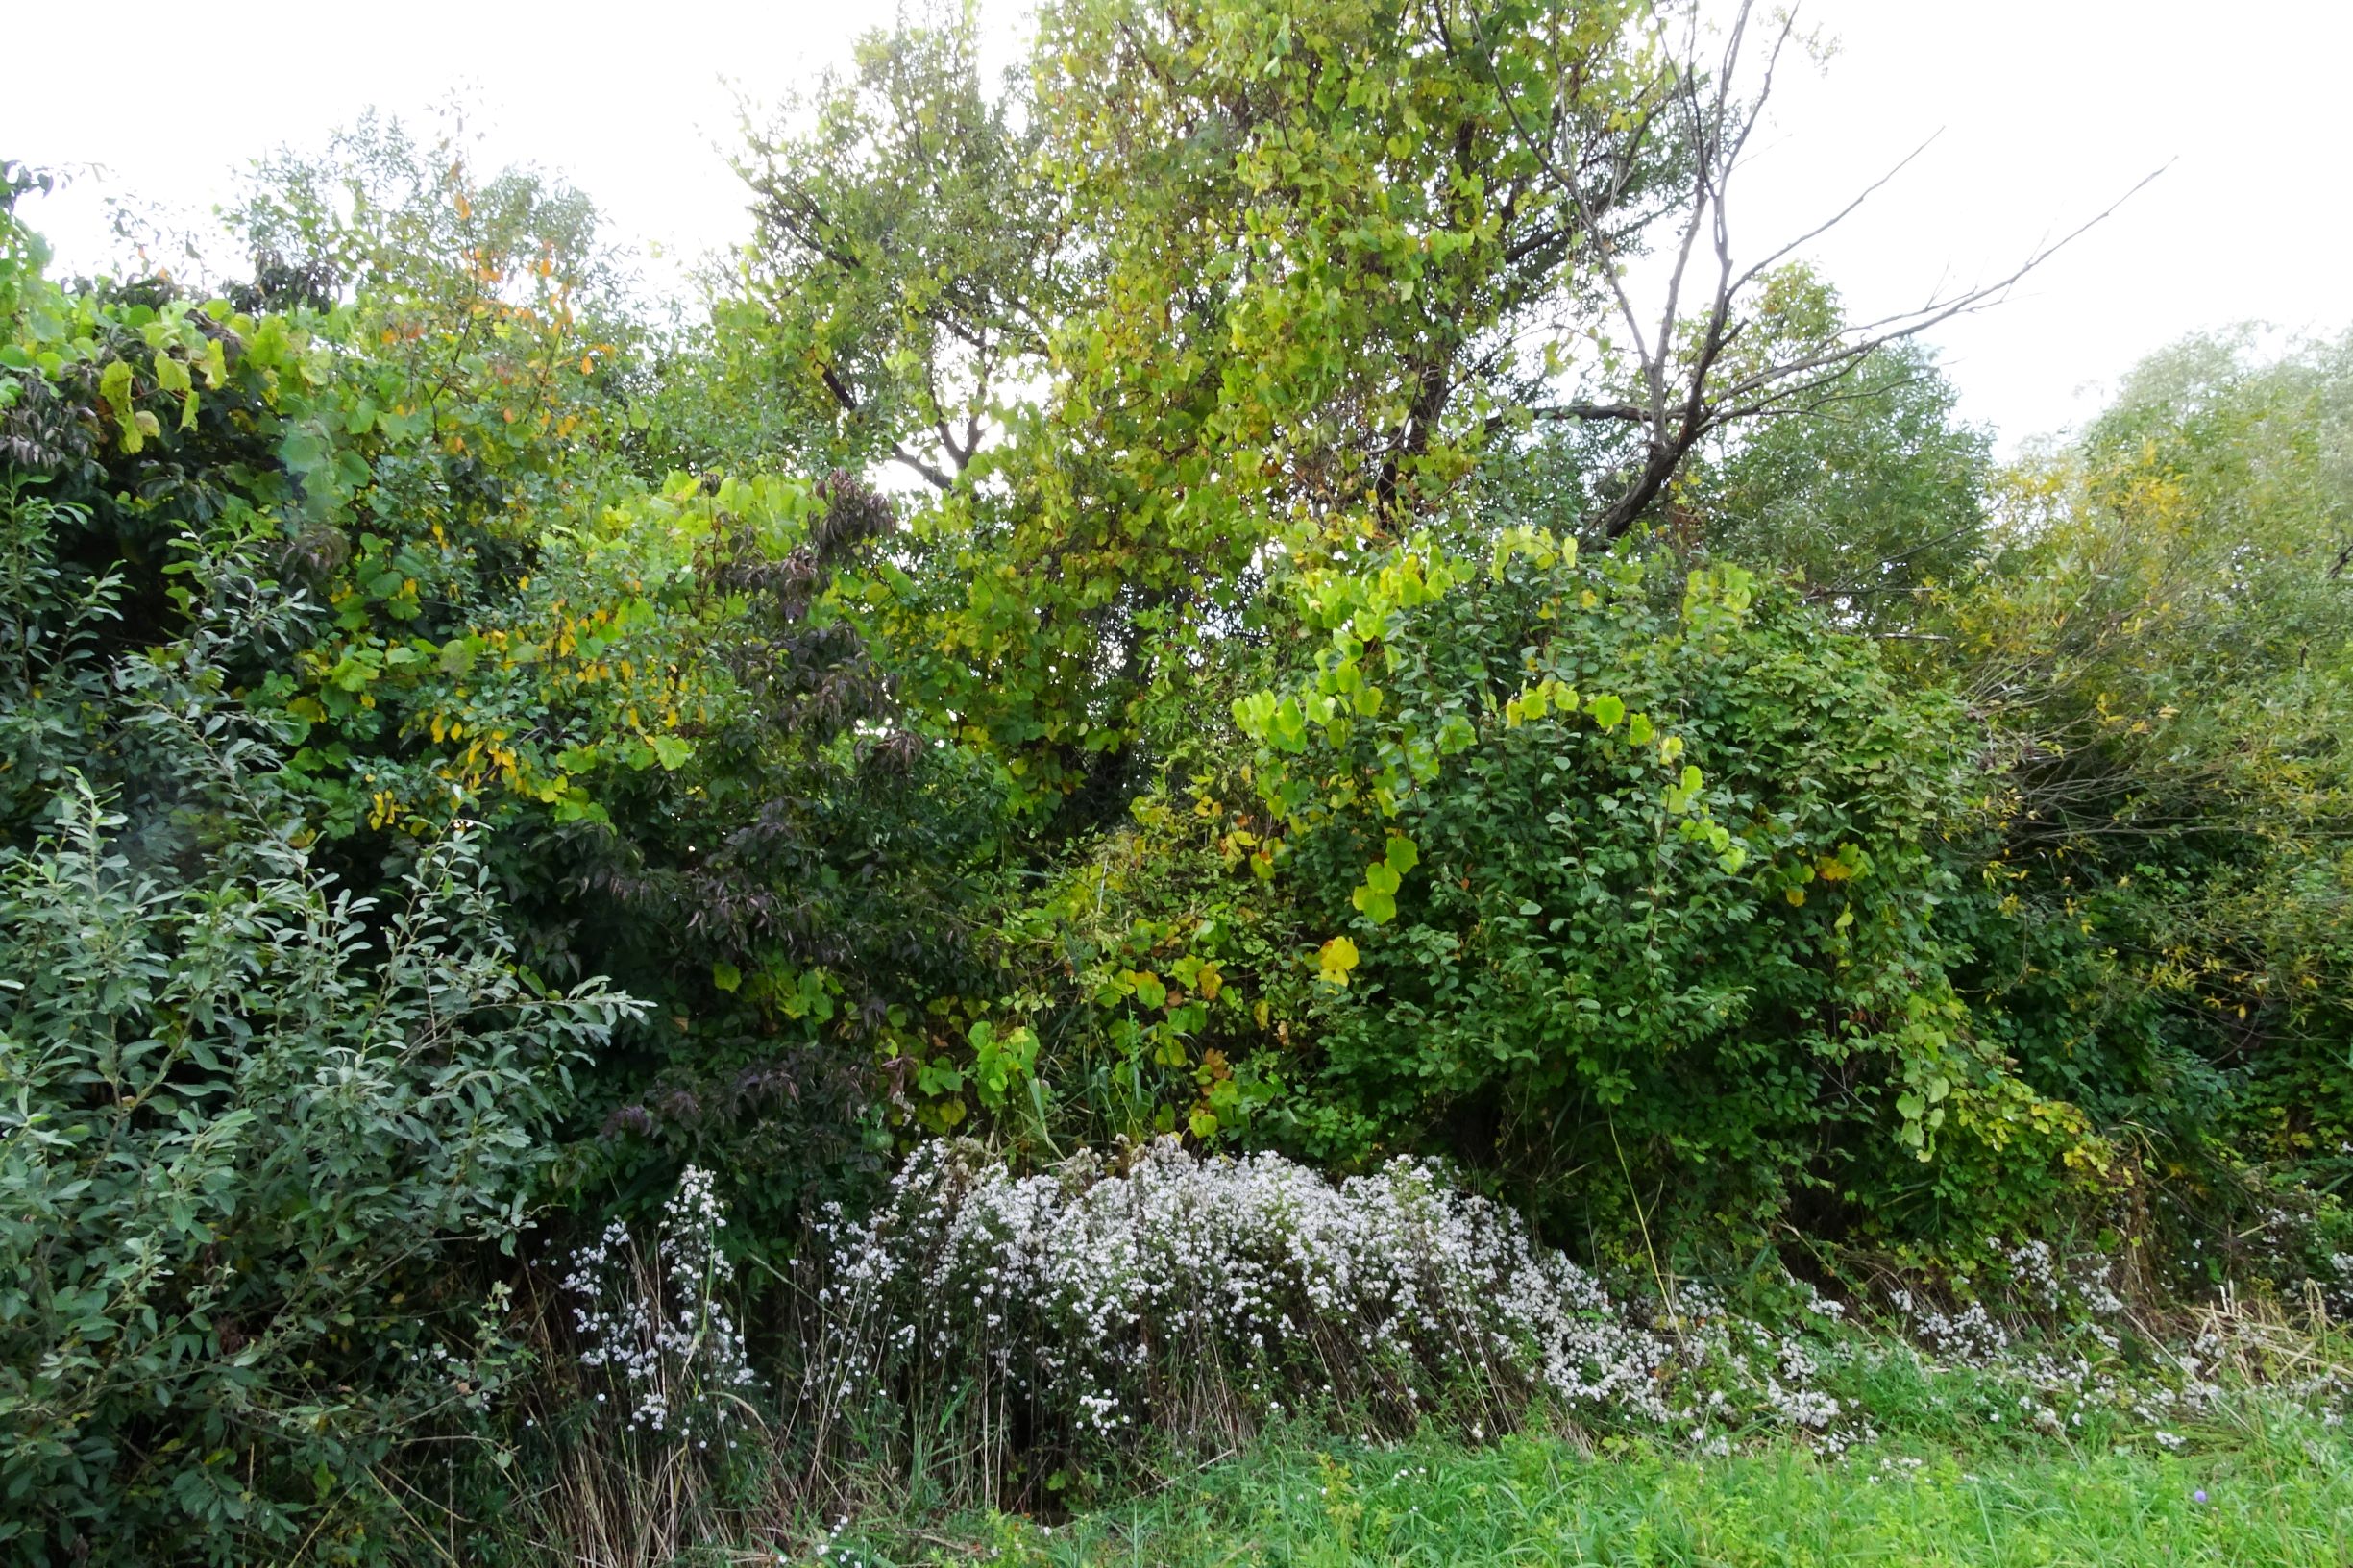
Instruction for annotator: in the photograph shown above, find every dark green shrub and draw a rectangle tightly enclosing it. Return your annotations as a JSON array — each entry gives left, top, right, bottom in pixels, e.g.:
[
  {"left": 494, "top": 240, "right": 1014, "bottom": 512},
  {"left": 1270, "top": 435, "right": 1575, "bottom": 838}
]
[{"left": 1240, "top": 543, "right": 2106, "bottom": 1252}]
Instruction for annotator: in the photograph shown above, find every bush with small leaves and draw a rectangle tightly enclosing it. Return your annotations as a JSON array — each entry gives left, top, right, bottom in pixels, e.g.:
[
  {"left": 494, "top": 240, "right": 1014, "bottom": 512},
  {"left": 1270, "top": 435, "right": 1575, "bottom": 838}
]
[{"left": 0, "top": 490, "right": 638, "bottom": 1563}]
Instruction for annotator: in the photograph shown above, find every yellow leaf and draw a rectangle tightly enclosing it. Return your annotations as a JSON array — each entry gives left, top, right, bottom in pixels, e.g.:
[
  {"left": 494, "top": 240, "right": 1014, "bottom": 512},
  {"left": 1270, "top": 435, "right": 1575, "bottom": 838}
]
[{"left": 1316, "top": 935, "right": 1360, "bottom": 987}]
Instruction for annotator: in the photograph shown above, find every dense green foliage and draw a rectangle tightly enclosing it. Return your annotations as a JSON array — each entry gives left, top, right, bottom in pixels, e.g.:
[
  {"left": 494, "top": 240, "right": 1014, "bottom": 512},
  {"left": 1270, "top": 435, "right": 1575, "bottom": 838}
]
[
  {"left": 1263, "top": 550, "right": 2093, "bottom": 1243},
  {"left": 3, "top": 0, "right": 2351, "bottom": 1556},
  {"left": 1924, "top": 331, "right": 2353, "bottom": 1282},
  {"left": 1687, "top": 333, "right": 1994, "bottom": 626},
  {"left": 0, "top": 450, "right": 633, "bottom": 1554}
]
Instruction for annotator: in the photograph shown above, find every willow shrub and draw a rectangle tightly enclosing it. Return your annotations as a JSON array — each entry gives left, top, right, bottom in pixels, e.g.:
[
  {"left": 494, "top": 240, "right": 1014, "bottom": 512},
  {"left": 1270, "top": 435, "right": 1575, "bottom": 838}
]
[{"left": 0, "top": 491, "right": 638, "bottom": 1562}]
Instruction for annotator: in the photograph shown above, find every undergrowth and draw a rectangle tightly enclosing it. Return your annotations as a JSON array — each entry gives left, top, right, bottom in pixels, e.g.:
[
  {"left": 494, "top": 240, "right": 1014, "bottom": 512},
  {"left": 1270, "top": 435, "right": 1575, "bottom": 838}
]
[
  {"left": 513, "top": 1142, "right": 2353, "bottom": 1565},
  {"left": 852, "top": 1418, "right": 2353, "bottom": 1567}
]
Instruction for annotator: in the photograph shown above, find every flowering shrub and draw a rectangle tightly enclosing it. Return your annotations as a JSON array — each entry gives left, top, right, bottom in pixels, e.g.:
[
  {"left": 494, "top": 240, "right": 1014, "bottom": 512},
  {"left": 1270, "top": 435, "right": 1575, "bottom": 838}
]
[
  {"left": 796, "top": 1139, "right": 1880, "bottom": 1499},
  {"left": 529, "top": 1165, "right": 781, "bottom": 1566},
  {"left": 776, "top": 1140, "right": 2353, "bottom": 1510},
  {"left": 561, "top": 1164, "right": 762, "bottom": 1446},
  {"left": 520, "top": 1149, "right": 2353, "bottom": 1555}
]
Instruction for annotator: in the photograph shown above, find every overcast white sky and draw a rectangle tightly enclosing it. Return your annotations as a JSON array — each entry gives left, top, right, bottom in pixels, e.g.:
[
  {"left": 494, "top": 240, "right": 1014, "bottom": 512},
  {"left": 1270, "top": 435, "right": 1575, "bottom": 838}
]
[{"left": 5, "top": 1, "right": 2344, "bottom": 450}]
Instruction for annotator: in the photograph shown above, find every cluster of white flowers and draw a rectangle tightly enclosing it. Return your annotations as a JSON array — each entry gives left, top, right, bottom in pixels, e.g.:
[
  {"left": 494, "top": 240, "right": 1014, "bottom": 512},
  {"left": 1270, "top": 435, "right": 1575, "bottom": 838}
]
[
  {"left": 1997, "top": 1238, "right": 2066, "bottom": 1311},
  {"left": 547, "top": 1141, "right": 2344, "bottom": 1502},
  {"left": 804, "top": 1139, "right": 1871, "bottom": 1455},
  {"left": 1989, "top": 1237, "right": 2126, "bottom": 1318},
  {"left": 1908, "top": 1299, "right": 2012, "bottom": 1364},
  {"left": 562, "top": 1164, "right": 761, "bottom": 1445},
  {"left": 1876, "top": 1243, "right": 2353, "bottom": 1446},
  {"left": 2325, "top": 1252, "right": 2353, "bottom": 1319},
  {"left": 807, "top": 1512, "right": 874, "bottom": 1566}
]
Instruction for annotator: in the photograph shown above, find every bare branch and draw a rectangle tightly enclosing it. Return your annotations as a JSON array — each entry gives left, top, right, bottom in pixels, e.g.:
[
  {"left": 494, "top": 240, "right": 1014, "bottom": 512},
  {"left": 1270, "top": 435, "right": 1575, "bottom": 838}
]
[
  {"left": 1528, "top": 401, "right": 1651, "bottom": 423},
  {"left": 820, "top": 361, "right": 958, "bottom": 493},
  {"left": 1733, "top": 132, "right": 1943, "bottom": 292},
  {"left": 1477, "top": 0, "right": 2171, "bottom": 540},
  {"left": 1712, "top": 159, "right": 2174, "bottom": 419}
]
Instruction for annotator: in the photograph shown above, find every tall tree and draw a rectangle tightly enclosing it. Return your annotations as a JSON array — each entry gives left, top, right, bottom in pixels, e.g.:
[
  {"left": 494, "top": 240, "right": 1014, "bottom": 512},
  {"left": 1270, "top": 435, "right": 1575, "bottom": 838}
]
[
  {"left": 731, "top": 8, "right": 1071, "bottom": 488},
  {"left": 1688, "top": 328, "right": 1992, "bottom": 628},
  {"left": 738, "top": 0, "right": 1680, "bottom": 807}
]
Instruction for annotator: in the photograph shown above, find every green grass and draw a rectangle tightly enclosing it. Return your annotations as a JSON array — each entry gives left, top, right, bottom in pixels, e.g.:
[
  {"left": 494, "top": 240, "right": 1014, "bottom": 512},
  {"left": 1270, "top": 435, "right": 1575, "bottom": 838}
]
[{"left": 821, "top": 1417, "right": 2353, "bottom": 1567}]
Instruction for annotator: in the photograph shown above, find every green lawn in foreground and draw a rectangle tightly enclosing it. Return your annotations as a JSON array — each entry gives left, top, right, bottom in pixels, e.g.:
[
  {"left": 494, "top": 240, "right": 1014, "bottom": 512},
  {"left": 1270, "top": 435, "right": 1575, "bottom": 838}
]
[{"left": 836, "top": 1421, "right": 2353, "bottom": 1567}]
